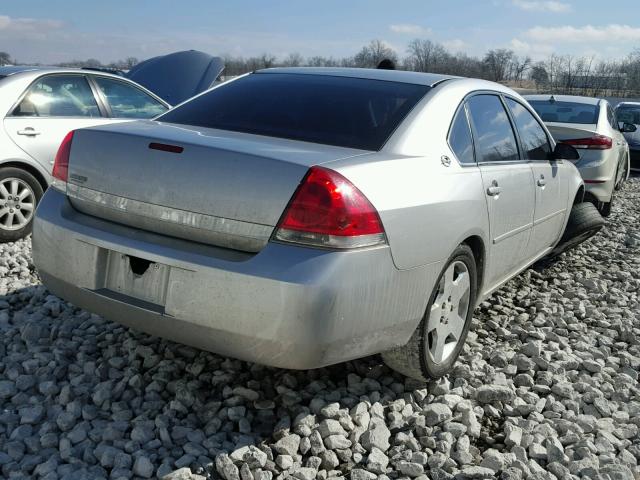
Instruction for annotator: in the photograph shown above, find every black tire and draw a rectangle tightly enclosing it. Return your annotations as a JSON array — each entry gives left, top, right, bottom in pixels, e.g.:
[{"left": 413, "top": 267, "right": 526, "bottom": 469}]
[
  {"left": 600, "top": 193, "right": 613, "bottom": 218},
  {"left": 382, "top": 244, "right": 478, "bottom": 380},
  {"left": 0, "top": 167, "right": 44, "bottom": 243},
  {"left": 548, "top": 202, "right": 604, "bottom": 258}
]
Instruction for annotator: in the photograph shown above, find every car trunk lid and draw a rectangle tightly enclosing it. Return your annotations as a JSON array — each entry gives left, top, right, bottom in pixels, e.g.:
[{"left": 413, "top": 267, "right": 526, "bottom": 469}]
[{"left": 66, "top": 120, "right": 370, "bottom": 252}]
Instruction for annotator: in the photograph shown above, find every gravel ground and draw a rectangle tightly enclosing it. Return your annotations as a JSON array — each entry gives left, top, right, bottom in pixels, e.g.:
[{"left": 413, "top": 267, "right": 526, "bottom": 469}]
[{"left": 1, "top": 180, "right": 639, "bottom": 480}]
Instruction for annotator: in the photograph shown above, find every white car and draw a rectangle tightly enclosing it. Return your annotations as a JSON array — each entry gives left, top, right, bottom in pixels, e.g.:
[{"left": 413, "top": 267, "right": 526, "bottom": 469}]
[
  {"left": 0, "top": 66, "right": 170, "bottom": 241},
  {"left": 525, "top": 94, "right": 633, "bottom": 217}
]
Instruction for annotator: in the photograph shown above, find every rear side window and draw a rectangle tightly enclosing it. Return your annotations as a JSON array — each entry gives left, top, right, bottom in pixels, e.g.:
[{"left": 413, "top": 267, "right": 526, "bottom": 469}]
[
  {"left": 506, "top": 98, "right": 551, "bottom": 161},
  {"left": 448, "top": 106, "right": 475, "bottom": 164},
  {"left": 12, "top": 75, "right": 100, "bottom": 118},
  {"left": 606, "top": 104, "right": 617, "bottom": 129},
  {"left": 466, "top": 95, "right": 518, "bottom": 163},
  {"left": 528, "top": 99, "right": 599, "bottom": 124},
  {"left": 94, "top": 77, "right": 167, "bottom": 119},
  {"left": 158, "top": 73, "right": 430, "bottom": 150}
]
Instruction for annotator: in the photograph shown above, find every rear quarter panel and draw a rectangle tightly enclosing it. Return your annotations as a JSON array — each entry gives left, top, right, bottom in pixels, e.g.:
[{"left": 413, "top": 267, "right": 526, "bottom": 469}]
[{"left": 328, "top": 80, "right": 491, "bottom": 272}]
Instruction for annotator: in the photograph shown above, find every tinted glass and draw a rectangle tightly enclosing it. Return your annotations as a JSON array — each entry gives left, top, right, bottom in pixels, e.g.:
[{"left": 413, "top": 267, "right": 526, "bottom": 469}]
[
  {"left": 94, "top": 77, "right": 167, "bottom": 118},
  {"left": 616, "top": 105, "right": 640, "bottom": 125},
  {"left": 448, "top": 106, "right": 474, "bottom": 164},
  {"left": 506, "top": 98, "right": 551, "bottom": 161},
  {"left": 13, "top": 75, "right": 100, "bottom": 117},
  {"left": 528, "top": 100, "right": 598, "bottom": 124},
  {"left": 606, "top": 105, "right": 617, "bottom": 129},
  {"left": 467, "top": 95, "right": 518, "bottom": 163},
  {"left": 159, "top": 73, "right": 430, "bottom": 150}
]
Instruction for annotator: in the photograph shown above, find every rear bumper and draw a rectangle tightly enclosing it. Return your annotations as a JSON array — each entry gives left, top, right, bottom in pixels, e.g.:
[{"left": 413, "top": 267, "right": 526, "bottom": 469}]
[
  {"left": 576, "top": 154, "right": 616, "bottom": 203},
  {"left": 33, "top": 189, "right": 437, "bottom": 369}
]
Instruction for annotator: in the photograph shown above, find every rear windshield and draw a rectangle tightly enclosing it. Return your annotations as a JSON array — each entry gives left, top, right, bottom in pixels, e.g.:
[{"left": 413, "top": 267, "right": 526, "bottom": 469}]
[
  {"left": 158, "top": 73, "right": 430, "bottom": 150},
  {"left": 528, "top": 100, "right": 599, "bottom": 124},
  {"left": 615, "top": 105, "right": 640, "bottom": 125}
]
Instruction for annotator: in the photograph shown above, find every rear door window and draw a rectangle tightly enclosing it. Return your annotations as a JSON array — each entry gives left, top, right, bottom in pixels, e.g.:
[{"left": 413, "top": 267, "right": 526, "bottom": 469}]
[
  {"left": 505, "top": 98, "right": 551, "bottom": 161},
  {"left": 466, "top": 94, "right": 519, "bottom": 163},
  {"left": 93, "top": 77, "right": 168, "bottom": 119},
  {"left": 158, "top": 73, "right": 430, "bottom": 151},
  {"left": 12, "top": 75, "right": 100, "bottom": 117},
  {"left": 448, "top": 105, "right": 475, "bottom": 164}
]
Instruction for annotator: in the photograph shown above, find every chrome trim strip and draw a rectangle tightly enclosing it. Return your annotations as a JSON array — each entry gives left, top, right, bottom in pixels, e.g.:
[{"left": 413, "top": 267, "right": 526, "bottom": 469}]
[
  {"left": 533, "top": 209, "right": 566, "bottom": 227},
  {"left": 66, "top": 184, "right": 272, "bottom": 252},
  {"left": 493, "top": 222, "right": 533, "bottom": 244}
]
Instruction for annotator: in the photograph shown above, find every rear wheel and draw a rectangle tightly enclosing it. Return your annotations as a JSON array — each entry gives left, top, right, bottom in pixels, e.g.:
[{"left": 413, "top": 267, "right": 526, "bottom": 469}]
[
  {"left": 600, "top": 193, "right": 613, "bottom": 217},
  {"left": 0, "top": 167, "right": 43, "bottom": 243},
  {"left": 382, "top": 244, "right": 477, "bottom": 380},
  {"left": 614, "top": 158, "right": 628, "bottom": 190},
  {"left": 548, "top": 202, "right": 604, "bottom": 258}
]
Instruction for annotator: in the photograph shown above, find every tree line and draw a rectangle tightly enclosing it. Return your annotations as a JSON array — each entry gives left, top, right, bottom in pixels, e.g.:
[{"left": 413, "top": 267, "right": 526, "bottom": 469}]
[{"left": 3, "top": 39, "right": 640, "bottom": 97}]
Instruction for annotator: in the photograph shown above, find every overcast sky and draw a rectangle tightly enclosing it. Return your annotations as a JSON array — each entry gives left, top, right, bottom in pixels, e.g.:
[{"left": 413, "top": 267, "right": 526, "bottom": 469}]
[{"left": 1, "top": 0, "right": 639, "bottom": 64}]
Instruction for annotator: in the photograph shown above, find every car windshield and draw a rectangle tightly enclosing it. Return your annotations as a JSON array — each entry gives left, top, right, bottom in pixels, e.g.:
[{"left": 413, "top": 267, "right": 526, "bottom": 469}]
[
  {"left": 158, "top": 73, "right": 430, "bottom": 150},
  {"left": 615, "top": 105, "right": 640, "bottom": 125},
  {"left": 528, "top": 99, "right": 599, "bottom": 124}
]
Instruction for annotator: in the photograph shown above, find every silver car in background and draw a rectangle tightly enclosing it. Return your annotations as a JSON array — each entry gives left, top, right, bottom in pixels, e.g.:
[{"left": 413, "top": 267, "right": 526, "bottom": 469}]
[
  {"left": 0, "top": 66, "right": 169, "bottom": 241},
  {"left": 34, "top": 68, "right": 597, "bottom": 380},
  {"left": 525, "top": 94, "right": 634, "bottom": 217}
]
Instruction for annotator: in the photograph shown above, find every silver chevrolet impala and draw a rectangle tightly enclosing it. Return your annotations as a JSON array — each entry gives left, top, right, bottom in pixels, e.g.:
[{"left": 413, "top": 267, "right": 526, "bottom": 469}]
[{"left": 33, "top": 68, "right": 601, "bottom": 380}]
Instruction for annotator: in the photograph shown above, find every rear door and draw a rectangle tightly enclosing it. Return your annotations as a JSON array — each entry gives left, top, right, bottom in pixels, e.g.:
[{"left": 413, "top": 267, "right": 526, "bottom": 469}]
[
  {"left": 4, "top": 74, "right": 113, "bottom": 173},
  {"left": 505, "top": 97, "right": 567, "bottom": 256},
  {"left": 466, "top": 94, "right": 536, "bottom": 288}
]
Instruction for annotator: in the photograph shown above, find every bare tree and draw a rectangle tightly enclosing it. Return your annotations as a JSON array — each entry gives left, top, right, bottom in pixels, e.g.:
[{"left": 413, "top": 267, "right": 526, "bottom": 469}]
[
  {"left": 353, "top": 40, "right": 398, "bottom": 68},
  {"left": 405, "top": 39, "right": 447, "bottom": 73},
  {"left": 282, "top": 52, "right": 304, "bottom": 67},
  {"left": 482, "top": 49, "right": 514, "bottom": 82}
]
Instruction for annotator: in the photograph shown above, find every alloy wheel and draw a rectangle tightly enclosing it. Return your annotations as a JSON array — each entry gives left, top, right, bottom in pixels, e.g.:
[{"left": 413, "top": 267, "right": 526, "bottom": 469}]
[
  {"left": 425, "top": 260, "right": 471, "bottom": 364},
  {"left": 0, "top": 178, "right": 36, "bottom": 231}
]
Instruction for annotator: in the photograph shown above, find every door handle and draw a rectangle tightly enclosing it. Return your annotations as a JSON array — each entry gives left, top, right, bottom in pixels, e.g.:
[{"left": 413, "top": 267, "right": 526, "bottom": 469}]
[
  {"left": 17, "top": 128, "right": 41, "bottom": 136},
  {"left": 486, "top": 181, "right": 501, "bottom": 196},
  {"left": 537, "top": 176, "right": 546, "bottom": 187}
]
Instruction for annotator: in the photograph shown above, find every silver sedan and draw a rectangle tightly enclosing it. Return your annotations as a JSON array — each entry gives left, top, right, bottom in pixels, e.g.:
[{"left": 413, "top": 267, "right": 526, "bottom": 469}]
[
  {"left": 33, "top": 68, "right": 597, "bottom": 380},
  {"left": 0, "top": 66, "right": 169, "bottom": 241}
]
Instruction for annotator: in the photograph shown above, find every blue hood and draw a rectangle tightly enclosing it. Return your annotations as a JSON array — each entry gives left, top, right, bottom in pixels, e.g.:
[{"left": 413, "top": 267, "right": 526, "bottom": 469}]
[{"left": 126, "top": 50, "right": 224, "bottom": 105}]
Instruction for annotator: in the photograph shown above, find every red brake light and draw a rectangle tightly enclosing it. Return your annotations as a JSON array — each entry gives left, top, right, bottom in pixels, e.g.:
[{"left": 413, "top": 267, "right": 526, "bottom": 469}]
[
  {"left": 561, "top": 134, "right": 612, "bottom": 150},
  {"left": 52, "top": 130, "right": 74, "bottom": 184},
  {"left": 274, "top": 166, "right": 386, "bottom": 249}
]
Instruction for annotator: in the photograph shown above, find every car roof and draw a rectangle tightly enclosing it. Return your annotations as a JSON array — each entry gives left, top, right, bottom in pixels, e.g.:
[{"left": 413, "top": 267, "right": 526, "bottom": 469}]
[
  {"left": 616, "top": 101, "right": 640, "bottom": 107},
  {"left": 524, "top": 94, "right": 601, "bottom": 105},
  {"left": 256, "top": 67, "right": 457, "bottom": 87},
  {"left": 0, "top": 65, "right": 125, "bottom": 81}
]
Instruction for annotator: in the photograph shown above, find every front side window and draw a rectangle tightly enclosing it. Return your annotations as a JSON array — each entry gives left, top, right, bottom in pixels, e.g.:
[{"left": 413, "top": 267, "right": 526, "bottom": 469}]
[
  {"left": 94, "top": 77, "right": 167, "bottom": 119},
  {"left": 158, "top": 73, "right": 430, "bottom": 151},
  {"left": 506, "top": 98, "right": 551, "bottom": 161},
  {"left": 466, "top": 95, "right": 519, "bottom": 163},
  {"left": 12, "top": 75, "right": 100, "bottom": 117},
  {"left": 448, "top": 105, "right": 475, "bottom": 164}
]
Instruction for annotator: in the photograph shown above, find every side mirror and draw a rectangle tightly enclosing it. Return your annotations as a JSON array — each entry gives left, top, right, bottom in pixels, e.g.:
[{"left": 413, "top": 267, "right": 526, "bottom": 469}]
[
  {"left": 621, "top": 123, "right": 637, "bottom": 133},
  {"left": 552, "top": 142, "right": 580, "bottom": 161}
]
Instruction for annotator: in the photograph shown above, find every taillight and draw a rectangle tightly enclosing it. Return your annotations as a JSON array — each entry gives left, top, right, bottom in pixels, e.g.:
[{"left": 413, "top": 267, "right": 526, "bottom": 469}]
[
  {"left": 52, "top": 130, "right": 74, "bottom": 190},
  {"left": 561, "top": 134, "right": 612, "bottom": 150},
  {"left": 273, "top": 166, "right": 386, "bottom": 249}
]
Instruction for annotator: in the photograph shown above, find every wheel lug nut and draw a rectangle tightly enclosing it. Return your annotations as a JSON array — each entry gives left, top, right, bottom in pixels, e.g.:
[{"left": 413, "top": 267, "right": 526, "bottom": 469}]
[{"left": 9, "top": 209, "right": 13, "bottom": 213}]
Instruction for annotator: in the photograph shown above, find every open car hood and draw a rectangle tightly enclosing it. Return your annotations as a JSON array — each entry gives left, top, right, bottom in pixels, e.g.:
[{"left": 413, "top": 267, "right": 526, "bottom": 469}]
[{"left": 126, "top": 50, "right": 224, "bottom": 105}]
